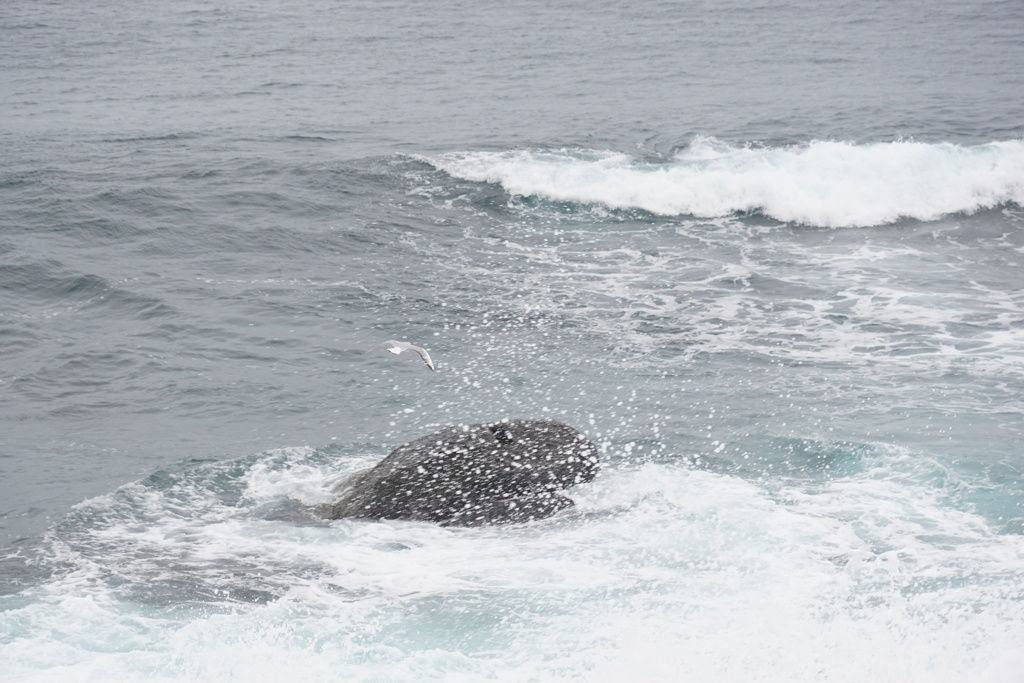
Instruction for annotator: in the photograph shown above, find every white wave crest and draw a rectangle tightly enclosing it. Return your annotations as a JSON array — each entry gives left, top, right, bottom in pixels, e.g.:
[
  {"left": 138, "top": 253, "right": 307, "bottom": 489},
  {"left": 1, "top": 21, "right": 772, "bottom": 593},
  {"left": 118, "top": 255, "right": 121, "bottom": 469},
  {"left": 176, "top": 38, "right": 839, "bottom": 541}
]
[{"left": 425, "top": 138, "right": 1024, "bottom": 228}]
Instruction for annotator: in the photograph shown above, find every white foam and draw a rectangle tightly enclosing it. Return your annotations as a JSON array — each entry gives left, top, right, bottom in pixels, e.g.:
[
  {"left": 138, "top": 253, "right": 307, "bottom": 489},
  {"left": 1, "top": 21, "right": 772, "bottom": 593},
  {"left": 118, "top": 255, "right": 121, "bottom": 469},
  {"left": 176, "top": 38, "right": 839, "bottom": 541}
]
[
  {"left": 4, "top": 453, "right": 1024, "bottom": 682},
  {"left": 240, "top": 448, "right": 347, "bottom": 507},
  {"left": 424, "top": 138, "right": 1024, "bottom": 227}
]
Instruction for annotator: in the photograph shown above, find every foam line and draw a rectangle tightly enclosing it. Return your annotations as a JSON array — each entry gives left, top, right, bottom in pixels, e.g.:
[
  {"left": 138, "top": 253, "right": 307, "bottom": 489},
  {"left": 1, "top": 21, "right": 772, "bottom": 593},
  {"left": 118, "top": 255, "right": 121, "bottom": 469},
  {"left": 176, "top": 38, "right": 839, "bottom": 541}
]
[{"left": 425, "top": 138, "right": 1024, "bottom": 228}]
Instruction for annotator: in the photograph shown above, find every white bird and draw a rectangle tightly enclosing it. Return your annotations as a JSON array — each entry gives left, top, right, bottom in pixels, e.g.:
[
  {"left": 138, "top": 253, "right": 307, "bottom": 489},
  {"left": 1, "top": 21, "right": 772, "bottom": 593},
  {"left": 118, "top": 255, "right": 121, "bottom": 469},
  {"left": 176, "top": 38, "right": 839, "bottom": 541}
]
[{"left": 380, "top": 340, "right": 435, "bottom": 371}]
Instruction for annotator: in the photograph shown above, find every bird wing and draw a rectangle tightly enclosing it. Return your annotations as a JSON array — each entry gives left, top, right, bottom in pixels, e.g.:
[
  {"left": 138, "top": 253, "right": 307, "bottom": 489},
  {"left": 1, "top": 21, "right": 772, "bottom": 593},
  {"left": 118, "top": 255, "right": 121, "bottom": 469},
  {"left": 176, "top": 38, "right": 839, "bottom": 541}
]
[
  {"left": 408, "top": 344, "right": 435, "bottom": 371},
  {"left": 377, "top": 340, "right": 434, "bottom": 370}
]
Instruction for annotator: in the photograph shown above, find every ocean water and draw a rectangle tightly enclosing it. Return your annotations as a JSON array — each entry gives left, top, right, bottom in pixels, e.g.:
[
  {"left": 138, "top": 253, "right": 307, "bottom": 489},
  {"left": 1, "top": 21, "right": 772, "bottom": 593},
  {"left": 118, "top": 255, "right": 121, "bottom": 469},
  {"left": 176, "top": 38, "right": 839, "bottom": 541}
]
[{"left": 2, "top": 0, "right": 1024, "bottom": 680}]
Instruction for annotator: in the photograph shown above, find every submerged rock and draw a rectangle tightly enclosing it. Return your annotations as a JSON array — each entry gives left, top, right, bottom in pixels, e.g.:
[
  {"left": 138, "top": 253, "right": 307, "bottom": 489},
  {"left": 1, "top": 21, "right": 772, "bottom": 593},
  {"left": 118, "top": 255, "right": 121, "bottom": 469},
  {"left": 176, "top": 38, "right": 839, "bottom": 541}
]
[{"left": 323, "top": 419, "right": 599, "bottom": 526}]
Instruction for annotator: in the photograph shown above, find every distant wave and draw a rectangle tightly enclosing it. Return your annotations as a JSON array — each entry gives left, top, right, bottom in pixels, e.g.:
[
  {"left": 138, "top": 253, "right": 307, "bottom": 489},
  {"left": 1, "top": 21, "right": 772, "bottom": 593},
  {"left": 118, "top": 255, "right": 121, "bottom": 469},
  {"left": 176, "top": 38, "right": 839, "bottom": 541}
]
[{"left": 423, "top": 138, "right": 1024, "bottom": 228}]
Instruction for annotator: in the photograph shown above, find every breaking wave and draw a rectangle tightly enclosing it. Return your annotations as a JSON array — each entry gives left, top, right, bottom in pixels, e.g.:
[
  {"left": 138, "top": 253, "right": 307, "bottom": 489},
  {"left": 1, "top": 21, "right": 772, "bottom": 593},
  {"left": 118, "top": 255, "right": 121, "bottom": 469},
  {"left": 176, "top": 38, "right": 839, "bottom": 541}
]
[{"left": 424, "top": 138, "right": 1024, "bottom": 228}]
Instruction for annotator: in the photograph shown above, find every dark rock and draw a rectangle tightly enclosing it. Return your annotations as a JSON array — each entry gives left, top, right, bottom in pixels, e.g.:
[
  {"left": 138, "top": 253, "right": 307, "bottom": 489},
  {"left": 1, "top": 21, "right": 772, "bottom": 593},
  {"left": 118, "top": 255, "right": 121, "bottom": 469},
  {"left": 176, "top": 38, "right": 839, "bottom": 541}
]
[{"left": 323, "top": 419, "right": 600, "bottom": 526}]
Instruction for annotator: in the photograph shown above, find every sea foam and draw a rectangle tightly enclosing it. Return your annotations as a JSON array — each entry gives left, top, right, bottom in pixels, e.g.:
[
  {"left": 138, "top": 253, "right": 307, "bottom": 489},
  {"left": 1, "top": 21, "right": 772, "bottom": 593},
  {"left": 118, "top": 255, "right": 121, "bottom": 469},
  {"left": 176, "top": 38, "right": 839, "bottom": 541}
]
[
  {"left": 4, "top": 450, "right": 1023, "bottom": 683},
  {"left": 425, "top": 138, "right": 1024, "bottom": 228}
]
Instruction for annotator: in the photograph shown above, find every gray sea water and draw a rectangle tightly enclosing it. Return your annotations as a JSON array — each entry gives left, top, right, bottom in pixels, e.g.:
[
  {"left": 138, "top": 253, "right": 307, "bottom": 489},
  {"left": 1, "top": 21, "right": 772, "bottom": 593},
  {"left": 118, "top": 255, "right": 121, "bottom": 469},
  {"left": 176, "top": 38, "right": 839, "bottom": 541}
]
[{"left": 2, "top": 0, "right": 1024, "bottom": 680}]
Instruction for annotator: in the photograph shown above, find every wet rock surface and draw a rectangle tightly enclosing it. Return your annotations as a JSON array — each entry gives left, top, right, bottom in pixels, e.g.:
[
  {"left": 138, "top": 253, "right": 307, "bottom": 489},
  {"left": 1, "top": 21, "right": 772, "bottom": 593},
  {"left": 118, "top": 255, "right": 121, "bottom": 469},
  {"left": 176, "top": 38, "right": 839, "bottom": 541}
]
[{"left": 323, "top": 419, "right": 600, "bottom": 526}]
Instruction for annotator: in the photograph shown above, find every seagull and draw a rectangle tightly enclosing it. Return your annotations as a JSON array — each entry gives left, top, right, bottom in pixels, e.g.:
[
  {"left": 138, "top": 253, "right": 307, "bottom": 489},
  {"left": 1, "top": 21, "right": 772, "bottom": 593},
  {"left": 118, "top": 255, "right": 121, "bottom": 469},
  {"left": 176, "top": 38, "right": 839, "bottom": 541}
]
[{"left": 380, "top": 340, "right": 435, "bottom": 371}]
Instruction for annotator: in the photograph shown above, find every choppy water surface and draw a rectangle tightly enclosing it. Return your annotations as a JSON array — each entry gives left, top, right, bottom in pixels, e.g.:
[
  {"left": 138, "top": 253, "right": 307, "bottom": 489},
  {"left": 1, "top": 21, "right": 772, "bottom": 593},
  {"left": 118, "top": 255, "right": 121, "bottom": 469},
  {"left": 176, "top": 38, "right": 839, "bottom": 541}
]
[{"left": 2, "top": 0, "right": 1024, "bottom": 680}]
